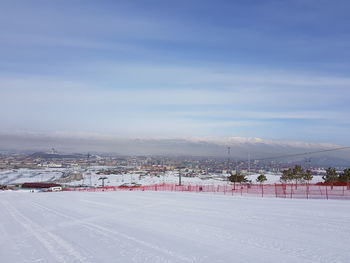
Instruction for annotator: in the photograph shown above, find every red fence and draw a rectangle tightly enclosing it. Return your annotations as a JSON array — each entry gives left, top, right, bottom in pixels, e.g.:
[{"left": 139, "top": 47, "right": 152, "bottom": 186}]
[{"left": 64, "top": 183, "right": 350, "bottom": 200}]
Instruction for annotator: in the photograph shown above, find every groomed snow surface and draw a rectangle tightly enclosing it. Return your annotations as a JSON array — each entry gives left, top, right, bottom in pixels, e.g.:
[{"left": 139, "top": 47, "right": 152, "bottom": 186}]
[{"left": 1, "top": 191, "right": 349, "bottom": 263}]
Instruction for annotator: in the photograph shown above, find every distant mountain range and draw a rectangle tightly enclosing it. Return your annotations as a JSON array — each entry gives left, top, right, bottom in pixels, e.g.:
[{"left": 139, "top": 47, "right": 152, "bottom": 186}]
[{"left": 1, "top": 132, "right": 350, "bottom": 166}]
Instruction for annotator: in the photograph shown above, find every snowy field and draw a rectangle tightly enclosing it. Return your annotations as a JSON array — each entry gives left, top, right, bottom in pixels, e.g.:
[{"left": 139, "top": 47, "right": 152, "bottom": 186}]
[
  {"left": 0, "top": 168, "right": 65, "bottom": 185},
  {"left": 0, "top": 168, "right": 324, "bottom": 186},
  {"left": 0, "top": 191, "right": 349, "bottom": 263}
]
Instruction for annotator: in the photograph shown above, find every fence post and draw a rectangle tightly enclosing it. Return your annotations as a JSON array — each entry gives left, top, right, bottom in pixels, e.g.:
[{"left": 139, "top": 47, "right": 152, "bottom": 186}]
[{"left": 274, "top": 184, "right": 277, "bottom": 198}]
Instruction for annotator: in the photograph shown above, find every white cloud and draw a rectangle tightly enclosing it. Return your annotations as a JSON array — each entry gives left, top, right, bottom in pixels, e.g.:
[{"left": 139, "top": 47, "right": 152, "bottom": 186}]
[{"left": 1, "top": 62, "right": 349, "bottom": 142}]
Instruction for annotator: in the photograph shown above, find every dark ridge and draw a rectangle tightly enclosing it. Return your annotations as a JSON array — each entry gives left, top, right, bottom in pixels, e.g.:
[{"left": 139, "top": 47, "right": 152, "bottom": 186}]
[{"left": 29, "top": 152, "right": 85, "bottom": 159}]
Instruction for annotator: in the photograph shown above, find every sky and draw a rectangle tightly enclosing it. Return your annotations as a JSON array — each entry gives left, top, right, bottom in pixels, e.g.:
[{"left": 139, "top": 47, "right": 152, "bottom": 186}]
[{"left": 1, "top": 0, "right": 350, "bottom": 146}]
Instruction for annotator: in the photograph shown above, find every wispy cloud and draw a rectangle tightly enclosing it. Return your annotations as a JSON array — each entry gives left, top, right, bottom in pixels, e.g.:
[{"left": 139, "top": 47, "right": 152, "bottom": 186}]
[
  {"left": 1, "top": 62, "right": 349, "bottom": 143},
  {"left": 1, "top": 1, "right": 350, "bottom": 145}
]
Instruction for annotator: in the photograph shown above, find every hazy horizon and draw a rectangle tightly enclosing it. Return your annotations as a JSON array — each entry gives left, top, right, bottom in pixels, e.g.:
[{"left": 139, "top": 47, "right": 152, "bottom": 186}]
[{"left": 2, "top": 132, "right": 350, "bottom": 166}]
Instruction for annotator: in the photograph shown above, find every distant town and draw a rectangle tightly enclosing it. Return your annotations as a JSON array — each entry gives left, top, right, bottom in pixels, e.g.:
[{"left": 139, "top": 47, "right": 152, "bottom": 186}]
[
  {"left": 0, "top": 149, "right": 333, "bottom": 175},
  {"left": 2, "top": 148, "right": 345, "bottom": 191}
]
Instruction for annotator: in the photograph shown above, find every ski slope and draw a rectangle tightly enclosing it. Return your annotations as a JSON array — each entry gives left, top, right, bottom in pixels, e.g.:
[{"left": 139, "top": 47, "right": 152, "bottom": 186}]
[{"left": 0, "top": 191, "right": 349, "bottom": 263}]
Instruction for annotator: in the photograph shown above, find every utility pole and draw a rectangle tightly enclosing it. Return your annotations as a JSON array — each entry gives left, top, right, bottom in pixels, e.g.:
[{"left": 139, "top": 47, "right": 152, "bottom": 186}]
[
  {"left": 179, "top": 169, "right": 182, "bottom": 186},
  {"left": 235, "top": 159, "right": 238, "bottom": 175},
  {"left": 227, "top": 146, "right": 231, "bottom": 173},
  {"left": 305, "top": 157, "right": 312, "bottom": 170},
  {"left": 88, "top": 153, "right": 92, "bottom": 187},
  {"left": 98, "top": 176, "right": 107, "bottom": 187},
  {"left": 248, "top": 153, "right": 251, "bottom": 175}
]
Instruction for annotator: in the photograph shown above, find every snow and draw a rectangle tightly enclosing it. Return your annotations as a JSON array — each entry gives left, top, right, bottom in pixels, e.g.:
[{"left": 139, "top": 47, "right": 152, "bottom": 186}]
[
  {"left": 0, "top": 191, "right": 349, "bottom": 263},
  {"left": 0, "top": 168, "right": 324, "bottom": 186},
  {"left": 246, "top": 173, "right": 324, "bottom": 184},
  {"left": 0, "top": 168, "right": 65, "bottom": 185}
]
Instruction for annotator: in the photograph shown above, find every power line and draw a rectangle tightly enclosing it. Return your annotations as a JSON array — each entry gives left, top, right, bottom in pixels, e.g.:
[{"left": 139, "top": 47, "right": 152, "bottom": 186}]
[{"left": 255, "top": 146, "right": 350, "bottom": 161}]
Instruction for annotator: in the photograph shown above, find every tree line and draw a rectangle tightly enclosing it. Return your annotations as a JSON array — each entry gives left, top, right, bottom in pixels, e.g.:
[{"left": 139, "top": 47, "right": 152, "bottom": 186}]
[
  {"left": 280, "top": 165, "right": 313, "bottom": 185},
  {"left": 227, "top": 165, "right": 350, "bottom": 187},
  {"left": 321, "top": 167, "right": 350, "bottom": 184}
]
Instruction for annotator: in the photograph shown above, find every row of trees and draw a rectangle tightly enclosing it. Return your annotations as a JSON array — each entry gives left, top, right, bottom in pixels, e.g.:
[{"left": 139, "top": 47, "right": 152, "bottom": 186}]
[
  {"left": 280, "top": 165, "right": 313, "bottom": 184},
  {"left": 281, "top": 166, "right": 350, "bottom": 186},
  {"left": 227, "top": 172, "right": 267, "bottom": 185},
  {"left": 322, "top": 168, "right": 350, "bottom": 184},
  {"left": 227, "top": 166, "right": 350, "bottom": 188}
]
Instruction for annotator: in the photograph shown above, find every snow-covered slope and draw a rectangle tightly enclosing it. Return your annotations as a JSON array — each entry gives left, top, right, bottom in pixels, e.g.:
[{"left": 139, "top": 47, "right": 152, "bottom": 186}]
[
  {"left": 0, "top": 191, "right": 349, "bottom": 263},
  {"left": 0, "top": 168, "right": 64, "bottom": 185},
  {"left": 1, "top": 169, "right": 325, "bottom": 186}
]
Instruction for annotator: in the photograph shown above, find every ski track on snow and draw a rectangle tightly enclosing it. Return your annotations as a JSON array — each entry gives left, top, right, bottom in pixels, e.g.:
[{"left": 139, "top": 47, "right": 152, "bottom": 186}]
[
  {"left": 1, "top": 192, "right": 349, "bottom": 263},
  {"left": 1, "top": 201, "right": 90, "bottom": 263},
  {"left": 30, "top": 201, "right": 195, "bottom": 263}
]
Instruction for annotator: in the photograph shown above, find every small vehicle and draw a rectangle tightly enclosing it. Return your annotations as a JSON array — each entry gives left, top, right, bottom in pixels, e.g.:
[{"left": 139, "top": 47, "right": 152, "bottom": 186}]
[
  {"left": 119, "top": 183, "right": 141, "bottom": 187},
  {"left": 49, "top": 186, "right": 62, "bottom": 192}
]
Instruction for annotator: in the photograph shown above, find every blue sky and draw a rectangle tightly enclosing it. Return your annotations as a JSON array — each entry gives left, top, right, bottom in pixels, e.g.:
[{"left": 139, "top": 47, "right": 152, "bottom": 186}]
[{"left": 1, "top": 0, "right": 350, "bottom": 144}]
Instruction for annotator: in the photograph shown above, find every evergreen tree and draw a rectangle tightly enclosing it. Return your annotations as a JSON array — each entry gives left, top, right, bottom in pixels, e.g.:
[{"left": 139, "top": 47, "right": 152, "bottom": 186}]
[
  {"left": 228, "top": 172, "right": 248, "bottom": 183},
  {"left": 338, "top": 168, "right": 350, "bottom": 184},
  {"left": 292, "top": 165, "right": 305, "bottom": 188},
  {"left": 228, "top": 171, "right": 249, "bottom": 190},
  {"left": 256, "top": 174, "right": 267, "bottom": 184},
  {"left": 280, "top": 168, "right": 294, "bottom": 183},
  {"left": 303, "top": 169, "right": 313, "bottom": 184},
  {"left": 322, "top": 168, "right": 338, "bottom": 182},
  {"left": 322, "top": 167, "right": 338, "bottom": 189}
]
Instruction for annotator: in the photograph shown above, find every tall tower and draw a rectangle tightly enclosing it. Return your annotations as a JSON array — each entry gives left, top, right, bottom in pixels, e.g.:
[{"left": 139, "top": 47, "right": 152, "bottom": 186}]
[
  {"left": 227, "top": 146, "right": 231, "bottom": 173},
  {"left": 248, "top": 153, "right": 251, "bottom": 175}
]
